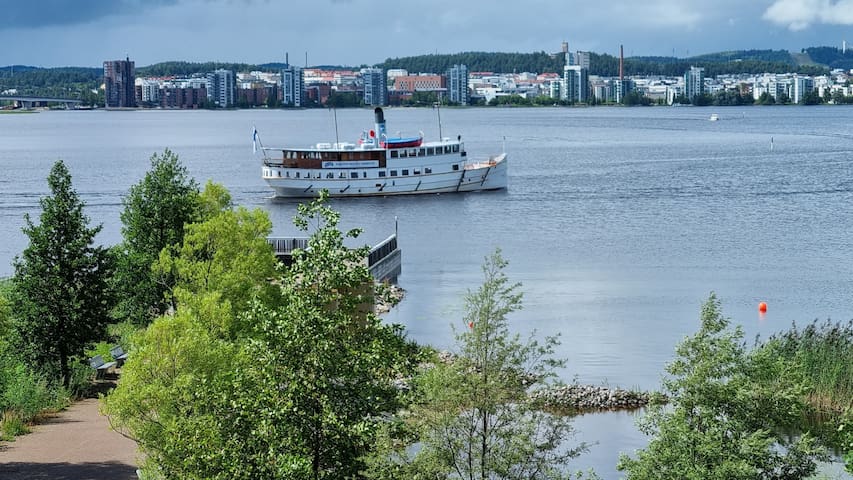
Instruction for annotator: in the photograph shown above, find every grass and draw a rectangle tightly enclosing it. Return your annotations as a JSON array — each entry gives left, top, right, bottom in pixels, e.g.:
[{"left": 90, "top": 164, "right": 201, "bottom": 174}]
[{"left": 763, "top": 319, "right": 853, "bottom": 412}]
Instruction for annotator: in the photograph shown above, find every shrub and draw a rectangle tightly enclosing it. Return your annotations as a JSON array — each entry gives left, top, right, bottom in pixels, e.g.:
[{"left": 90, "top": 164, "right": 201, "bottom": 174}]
[{"left": 1, "top": 409, "right": 29, "bottom": 439}]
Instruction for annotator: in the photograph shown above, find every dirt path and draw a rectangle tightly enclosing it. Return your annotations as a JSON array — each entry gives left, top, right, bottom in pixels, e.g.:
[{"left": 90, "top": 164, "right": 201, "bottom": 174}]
[{"left": 0, "top": 398, "right": 139, "bottom": 480}]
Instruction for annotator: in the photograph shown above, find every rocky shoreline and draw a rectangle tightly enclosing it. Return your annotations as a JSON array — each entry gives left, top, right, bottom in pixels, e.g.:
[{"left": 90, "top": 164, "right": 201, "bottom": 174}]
[
  {"left": 531, "top": 384, "right": 660, "bottom": 412},
  {"left": 375, "top": 283, "right": 405, "bottom": 315}
]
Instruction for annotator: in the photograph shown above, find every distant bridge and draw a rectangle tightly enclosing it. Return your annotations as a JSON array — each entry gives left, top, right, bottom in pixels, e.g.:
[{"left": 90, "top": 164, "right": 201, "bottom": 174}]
[{"left": 0, "top": 95, "right": 83, "bottom": 109}]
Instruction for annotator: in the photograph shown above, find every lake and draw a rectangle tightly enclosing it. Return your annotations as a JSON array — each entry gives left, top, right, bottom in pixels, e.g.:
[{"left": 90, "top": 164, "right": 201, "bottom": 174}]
[{"left": 2, "top": 105, "right": 852, "bottom": 478}]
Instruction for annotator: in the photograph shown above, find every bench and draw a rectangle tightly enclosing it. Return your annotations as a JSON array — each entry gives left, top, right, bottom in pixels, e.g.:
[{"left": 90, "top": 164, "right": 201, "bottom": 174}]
[
  {"left": 110, "top": 345, "right": 129, "bottom": 367},
  {"left": 88, "top": 355, "right": 117, "bottom": 380}
]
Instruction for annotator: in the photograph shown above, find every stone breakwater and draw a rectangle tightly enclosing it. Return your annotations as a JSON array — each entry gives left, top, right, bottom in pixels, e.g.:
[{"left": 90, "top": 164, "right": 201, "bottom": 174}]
[
  {"left": 531, "top": 384, "right": 657, "bottom": 412},
  {"left": 432, "top": 351, "right": 659, "bottom": 412}
]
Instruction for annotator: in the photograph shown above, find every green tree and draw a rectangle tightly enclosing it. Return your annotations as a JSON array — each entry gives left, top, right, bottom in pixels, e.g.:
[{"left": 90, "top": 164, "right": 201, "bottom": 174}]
[
  {"left": 112, "top": 149, "right": 199, "bottom": 325},
  {"left": 10, "top": 160, "right": 113, "bottom": 387},
  {"left": 105, "top": 191, "right": 418, "bottom": 479},
  {"left": 154, "top": 182, "right": 279, "bottom": 336},
  {"left": 618, "top": 294, "right": 825, "bottom": 480},
  {"left": 366, "top": 250, "right": 587, "bottom": 480},
  {"left": 233, "top": 191, "right": 416, "bottom": 479},
  {"left": 756, "top": 92, "right": 776, "bottom": 105}
]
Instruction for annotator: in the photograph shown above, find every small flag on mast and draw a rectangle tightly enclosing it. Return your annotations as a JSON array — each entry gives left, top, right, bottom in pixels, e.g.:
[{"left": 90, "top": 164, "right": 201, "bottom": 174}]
[{"left": 252, "top": 127, "right": 258, "bottom": 154}]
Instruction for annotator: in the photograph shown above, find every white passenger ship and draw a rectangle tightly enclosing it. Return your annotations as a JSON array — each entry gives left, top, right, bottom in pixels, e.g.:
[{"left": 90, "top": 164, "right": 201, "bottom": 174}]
[{"left": 261, "top": 108, "right": 507, "bottom": 198}]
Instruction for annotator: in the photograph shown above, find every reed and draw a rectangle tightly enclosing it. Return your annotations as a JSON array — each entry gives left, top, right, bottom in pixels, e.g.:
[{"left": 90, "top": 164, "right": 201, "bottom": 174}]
[{"left": 764, "top": 319, "right": 853, "bottom": 412}]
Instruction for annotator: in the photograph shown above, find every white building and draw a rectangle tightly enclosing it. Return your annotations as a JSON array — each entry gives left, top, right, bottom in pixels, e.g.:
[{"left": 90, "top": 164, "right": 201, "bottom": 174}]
[
  {"left": 140, "top": 79, "right": 160, "bottom": 103},
  {"left": 684, "top": 66, "right": 705, "bottom": 101}
]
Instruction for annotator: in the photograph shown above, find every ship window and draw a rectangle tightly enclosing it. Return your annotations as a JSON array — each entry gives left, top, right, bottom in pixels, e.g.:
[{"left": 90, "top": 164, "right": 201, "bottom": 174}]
[
  {"left": 286, "top": 171, "right": 290, "bottom": 177},
  {"left": 452, "top": 145, "right": 459, "bottom": 153},
  {"left": 452, "top": 164, "right": 459, "bottom": 171},
  {"left": 278, "top": 171, "right": 281, "bottom": 177},
  {"left": 400, "top": 150, "right": 407, "bottom": 158},
  {"left": 363, "top": 172, "right": 367, "bottom": 178},
  {"left": 296, "top": 172, "right": 300, "bottom": 178},
  {"left": 414, "top": 168, "right": 421, "bottom": 175},
  {"left": 390, "top": 170, "right": 397, "bottom": 177},
  {"left": 409, "top": 149, "right": 417, "bottom": 156},
  {"left": 445, "top": 146, "right": 452, "bottom": 153},
  {"left": 350, "top": 172, "right": 359, "bottom": 179},
  {"left": 427, "top": 147, "right": 434, "bottom": 155},
  {"left": 326, "top": 172, "right": 334, "bottom": 179},
  {"left": 378, "top": 171, "right": 386, "bottom": 177},
  {"left": 339, "top": 172, "right": 346, "bottom": 178},
  {"left": 402, "top": 169, "right": 409, "bottom": 176},
  {"left": 391, "top": 151, "right": 398, "bottom": 158},
  {"left": 418, "top": 148, "right": 425, "bottom": 156},
  {"left": 425, "top": 167, "right": 432, "bottom": 174}
]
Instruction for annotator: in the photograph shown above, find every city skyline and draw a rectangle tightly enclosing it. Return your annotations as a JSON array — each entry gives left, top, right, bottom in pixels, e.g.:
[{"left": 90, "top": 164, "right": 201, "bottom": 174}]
[{"left": 1, "top": 0, "right": 852, "bottom": 69}]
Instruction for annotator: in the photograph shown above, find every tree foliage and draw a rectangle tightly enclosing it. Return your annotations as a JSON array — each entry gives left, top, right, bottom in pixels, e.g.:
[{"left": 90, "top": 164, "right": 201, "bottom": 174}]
[
  {"left": 10, "top": 160, "right": 113, "bottom": 386},
  {"left": 154, "top": 182, "right": 279, "bottom": 337},
  {"left": 366, "top": 250, "right": 587, "bottom": 480},
  {"left": 112, "top": 149, "right": 200, "bottom": 325},
  {"left": 618, "top": 294, "right": 826, "bottom": 480},
  {"left": 105, "top": 190, "right": 419, "bottom": 479}
]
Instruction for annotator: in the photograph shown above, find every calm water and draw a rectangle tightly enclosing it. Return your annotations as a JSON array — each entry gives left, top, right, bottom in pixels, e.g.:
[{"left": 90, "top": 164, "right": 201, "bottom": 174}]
[{"left": 2, "top": 106, "right": 852, "bottom": 478}]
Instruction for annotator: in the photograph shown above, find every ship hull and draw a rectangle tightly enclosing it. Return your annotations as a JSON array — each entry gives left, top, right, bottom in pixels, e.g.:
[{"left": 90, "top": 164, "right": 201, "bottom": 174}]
[{"left": 265, "top": 153, "right": 507, "bottom": 198}]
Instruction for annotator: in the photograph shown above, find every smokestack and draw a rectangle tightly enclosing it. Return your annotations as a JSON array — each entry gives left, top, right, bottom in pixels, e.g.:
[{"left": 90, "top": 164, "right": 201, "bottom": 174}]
[
  {"left": 285, "top": 52, "right": 289, "bottom": 66},
  {"left": 562, "top": 41, "right": 568, "bottom": 54},
  {"left": 619, "top": 44, "right": 624, "bottom": 82}
]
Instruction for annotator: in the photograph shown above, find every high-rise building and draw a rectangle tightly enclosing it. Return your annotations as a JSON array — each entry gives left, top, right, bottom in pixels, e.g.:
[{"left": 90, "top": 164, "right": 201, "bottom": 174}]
[
  {"left": 281, "top": 64, "right": 304, "bottom": 107},
  {"left": 563, "top": 65, "right": 589, "bottom": 103},
  {"left": 447, "top": 64, "right": 469, "bottom": 105},
  {"left": 206, "top": 69, "right": 235, "bottom": 108},
  {"left": 684, "top": 66, "right": 705, "bottom": 101},
  {"left": 792, "top": 75, "right": 815, "bottom": 104},
  {"left": 104, "top": 57, "right": 137, "bottom": 108},
  {"left": 362, "top": 67, "right": 386, "bottom": 106}
]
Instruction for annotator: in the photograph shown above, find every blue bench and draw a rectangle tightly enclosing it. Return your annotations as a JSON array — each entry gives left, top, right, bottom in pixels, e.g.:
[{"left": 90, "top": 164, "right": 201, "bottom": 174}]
[
  {"left": 110, "top": 345, "right": 129, "bottom": 367},
  {"left": 88, "top": 355, "right": 117, "bottom": 380}
]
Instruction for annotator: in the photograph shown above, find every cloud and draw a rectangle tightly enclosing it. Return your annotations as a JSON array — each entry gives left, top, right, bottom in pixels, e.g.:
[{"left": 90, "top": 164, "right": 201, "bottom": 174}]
[
  {"left": 763, "top": 0, "right": 853, "bottom": 30},
  {"left": 2, "top": 0, "right": 179, "bottom": 29}
]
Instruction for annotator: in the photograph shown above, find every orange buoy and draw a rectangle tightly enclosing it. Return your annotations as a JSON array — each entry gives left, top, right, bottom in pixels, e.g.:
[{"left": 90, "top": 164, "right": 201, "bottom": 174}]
[{"left": 758, "top": 302, "right": 767, "bottom": 313}]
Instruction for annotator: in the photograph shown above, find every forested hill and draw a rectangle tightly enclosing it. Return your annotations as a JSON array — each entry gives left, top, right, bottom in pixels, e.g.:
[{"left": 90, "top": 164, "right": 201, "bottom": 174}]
[
  {"left": 375, "top": 49, "right": 829, "bottom": 76},
  {"left": 804, "top": 47, "right": 853, "bottom": 70}
]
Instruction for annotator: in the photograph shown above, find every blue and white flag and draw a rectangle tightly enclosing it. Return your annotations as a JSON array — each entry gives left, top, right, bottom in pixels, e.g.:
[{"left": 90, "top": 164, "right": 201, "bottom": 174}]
[{"left": 252, "top": 127, "right": 258, "bottom": 154}]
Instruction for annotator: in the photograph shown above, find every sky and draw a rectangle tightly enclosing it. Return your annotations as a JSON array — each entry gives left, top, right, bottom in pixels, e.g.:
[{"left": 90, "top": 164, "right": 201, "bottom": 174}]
[{"left": 1, "top": 0, "right": 853, "bottom": 68}]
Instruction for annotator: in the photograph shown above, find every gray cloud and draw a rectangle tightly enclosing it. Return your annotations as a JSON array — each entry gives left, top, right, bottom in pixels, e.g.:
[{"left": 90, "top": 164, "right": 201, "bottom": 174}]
[
  {"left": 2, "top": 0, "right": 178, "bottom": 29},
  {"left": 0, "top": 0, "right": 847, "bottom": 68}
]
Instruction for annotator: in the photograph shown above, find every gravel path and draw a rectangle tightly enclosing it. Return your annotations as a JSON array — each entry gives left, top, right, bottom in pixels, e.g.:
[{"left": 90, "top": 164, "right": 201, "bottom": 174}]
[{"left": 0, "top": 398, "right": 139, "bottom": 480}]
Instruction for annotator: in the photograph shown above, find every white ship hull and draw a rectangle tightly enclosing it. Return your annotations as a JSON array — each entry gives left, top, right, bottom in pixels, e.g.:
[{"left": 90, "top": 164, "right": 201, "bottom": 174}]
[{"left": 264, "top": 153, "right": 506, "bottom": 198}]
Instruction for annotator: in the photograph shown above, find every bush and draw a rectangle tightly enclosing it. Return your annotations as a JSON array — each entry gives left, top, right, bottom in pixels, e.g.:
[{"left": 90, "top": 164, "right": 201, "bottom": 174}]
[
  {"left": 2, "top": 362, "right": 54, "bottom": 421},
  {"left": 1, "top": 409, "right": 29, "bottom": 439}
]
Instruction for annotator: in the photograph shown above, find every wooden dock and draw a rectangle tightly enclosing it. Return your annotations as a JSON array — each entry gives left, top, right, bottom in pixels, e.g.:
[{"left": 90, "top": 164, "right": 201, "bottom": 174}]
[{"left": 267, "top": 234, "right": 401, "bottom": 283}]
